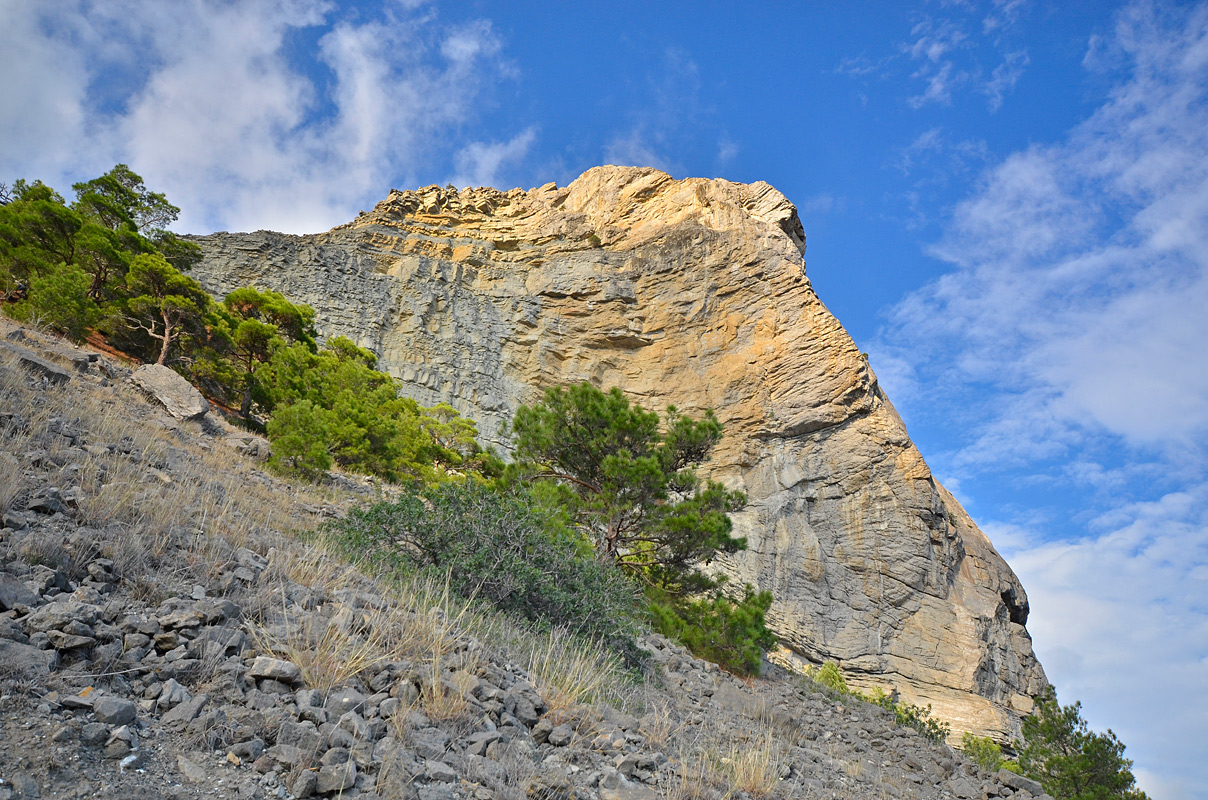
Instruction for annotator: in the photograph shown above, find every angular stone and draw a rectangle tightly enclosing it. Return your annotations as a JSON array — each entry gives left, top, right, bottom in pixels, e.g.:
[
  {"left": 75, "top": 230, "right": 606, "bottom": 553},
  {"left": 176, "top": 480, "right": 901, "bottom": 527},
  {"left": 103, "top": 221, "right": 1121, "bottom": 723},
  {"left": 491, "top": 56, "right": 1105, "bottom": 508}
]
[
  {"left": 230, "top": 738, "right": 266, "bottom": 761},
  {"left": 547, "top": 724, "right": 574, "bottom": 747},
  {"left": 178, "top": 754, "right": 209, "bottom": 783},
  {"left": 277, "top": 720, "right": 323, "bottom": 754},
  {"left": 158, "top": 678, "right": 191, "bottom": 710},
  {"left": 291, "top": 770, "right": 318, "bottom": 798},
  {"left": 337, "top": 711, "right": 370, "bottom": 741},
  {"left": 47, "top": 630, "right": 96, "bottom": 650},
  {"left": 464, "top": 730, "right": 503, "bottom": 757},
  {"left": 22, "top": 601, "right": 99, "bottom": 634},
  {"left": 325, "top": 686, "right": 366, "bottom": 715},
  {"left": 317, "top": 761, "right": 356, "bottom": 793},
  {"left": 999, "top": 769, "right": 1045, "bottom": 796},
  {"left": 411, "top": 727, "right": 450, "bottom": 760},
  {"left": 0, "top": 639, "right": 58, "bottom": 678},
  {"left": 80, "top": 722, "right": 109, "bottom": 747},
  {"left": 1, "top": 341, "right": 70, "bottom": 385},
  {"left": 93, "top": 696, "right": 137, "bottom": 726},
  {"left": 264, "top": 744, "right": 306, "bottom": 768},
  {"left": 223, "top": 434, "right": 271, "bottom": 462},
  {"left": 425, "top": 760, "right": 457, "bottom": 783},
  {"left": 162, "top": 692, "right": 208, "bottom": 725},
  {"left": 600, "top": 786, "right": 661, "bottom": 800},
  {"left": 130, "top": 364, "right": 208, "bottom": 420},
  {"left": 0, "top": 573, "right": 38, "bottom": 610}
]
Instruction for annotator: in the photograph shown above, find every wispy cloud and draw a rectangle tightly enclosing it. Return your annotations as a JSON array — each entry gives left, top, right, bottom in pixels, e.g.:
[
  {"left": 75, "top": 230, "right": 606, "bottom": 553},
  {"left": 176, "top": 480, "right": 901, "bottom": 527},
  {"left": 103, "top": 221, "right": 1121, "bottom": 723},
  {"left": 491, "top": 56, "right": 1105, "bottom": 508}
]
[
  {"left": 991, "top": 481, "right": 1208, "bottom": 800},
  {"left": 875, "top": 3, "right": 1208, "bottom": 794},
  {"left": 983, "top": 49, "right": 1028, "bottom": 111},
  {"left": 449, "top": 127, "right": 538, "bottom": 189},
  {"left": 841, "top": 2, "right": 1031, "bottom": 112},
  {"left": 902, "top": 18, "right": 970, "bottom": 107},
  {"left": 604, "top": 47, "right": 708, "bottom": 175},
  {"left": 0, "top": 0, "right": 513, "bottom": 234}
]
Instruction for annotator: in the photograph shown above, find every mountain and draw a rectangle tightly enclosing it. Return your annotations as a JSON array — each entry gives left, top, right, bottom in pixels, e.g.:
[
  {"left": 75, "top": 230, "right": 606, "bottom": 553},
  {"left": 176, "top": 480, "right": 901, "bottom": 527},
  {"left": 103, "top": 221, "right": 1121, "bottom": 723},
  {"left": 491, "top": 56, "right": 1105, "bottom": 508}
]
[{"left": 190, "top": 166, "right": 1047, "bottom": 740}]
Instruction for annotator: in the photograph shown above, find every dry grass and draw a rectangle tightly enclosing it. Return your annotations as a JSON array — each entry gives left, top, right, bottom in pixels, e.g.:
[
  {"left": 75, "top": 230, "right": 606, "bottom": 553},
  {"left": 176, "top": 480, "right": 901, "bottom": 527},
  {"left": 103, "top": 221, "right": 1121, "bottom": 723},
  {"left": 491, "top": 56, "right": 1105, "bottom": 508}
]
[
  {"left": 666, "top": 723, "right": 785, "bottom": 800},
  {"left": 0, "top": 445, "right": 26, "bottom": 514},
  {"left": 639, "top": 699, "right": 686, "bottom": 751},
  {"left": 721, "top": 727, "right": 782, "bottom": 799},
  {"left": 252, "top": 610, "right": 392, "bottom": 694},
  {"left": 0, "top": 338, "right": 338, "bottom": 603},
  {"left": 523, "top": 628, "right": 628, "bottom": 713}
]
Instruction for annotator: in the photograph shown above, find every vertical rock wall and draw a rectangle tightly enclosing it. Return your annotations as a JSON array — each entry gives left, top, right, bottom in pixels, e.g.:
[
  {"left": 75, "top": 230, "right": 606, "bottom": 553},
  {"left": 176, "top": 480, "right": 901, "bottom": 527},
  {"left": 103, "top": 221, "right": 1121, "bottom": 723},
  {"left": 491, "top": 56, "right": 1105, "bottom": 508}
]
[{"left": 190, "top": 166, "right": 1047, "bottom": 740}]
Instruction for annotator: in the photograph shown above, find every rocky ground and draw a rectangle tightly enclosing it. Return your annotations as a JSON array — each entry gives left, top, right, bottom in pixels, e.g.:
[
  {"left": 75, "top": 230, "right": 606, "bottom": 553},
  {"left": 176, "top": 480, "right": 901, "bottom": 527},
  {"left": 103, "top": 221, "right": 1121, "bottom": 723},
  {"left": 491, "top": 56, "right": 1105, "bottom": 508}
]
[{"left": 0, "top": 320, "right": 1052, "bottom": 800}]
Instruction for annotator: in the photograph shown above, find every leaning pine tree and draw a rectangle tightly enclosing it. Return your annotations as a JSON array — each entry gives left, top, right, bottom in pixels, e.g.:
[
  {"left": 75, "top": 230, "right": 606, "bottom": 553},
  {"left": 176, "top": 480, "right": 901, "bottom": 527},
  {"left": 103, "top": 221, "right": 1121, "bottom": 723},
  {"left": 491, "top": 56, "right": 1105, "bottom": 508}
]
[{"left": 508, "top": 382, "right": 776, "bottom": 674}]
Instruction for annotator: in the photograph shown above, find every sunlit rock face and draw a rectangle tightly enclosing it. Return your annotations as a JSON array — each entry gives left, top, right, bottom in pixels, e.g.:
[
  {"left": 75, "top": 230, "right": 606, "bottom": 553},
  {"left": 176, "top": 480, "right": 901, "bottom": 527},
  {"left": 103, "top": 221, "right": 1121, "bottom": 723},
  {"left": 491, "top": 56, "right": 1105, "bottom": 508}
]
[{"left": 191, "top": 166, "right": 1047, "bottom": 740}]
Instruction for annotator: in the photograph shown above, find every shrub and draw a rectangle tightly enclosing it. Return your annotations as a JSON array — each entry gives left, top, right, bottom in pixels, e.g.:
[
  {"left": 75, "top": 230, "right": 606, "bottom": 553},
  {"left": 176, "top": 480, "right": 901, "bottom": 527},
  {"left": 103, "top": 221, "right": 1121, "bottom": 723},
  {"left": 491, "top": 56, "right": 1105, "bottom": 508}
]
[
  {"left": 259, "top": 338, "right": 488, "bottom": 482},
  {"left": 326, "top": 481, "right": 644, "bottom": 661},
  {"left": 649, "top": 585, "right": 775, "bottom": 676},
  {"left": 962, "top": 732, "right": 1008, "bottom": 773},
  {"left": 266, "top": 400, "right": 332, "bottom": 479},
  {"left": 889, "top": 699, "right": 951, "bottom": 744},
  {"left": 508, "top": 382, "right": 776, "bottom": 673},
  {"left": 10, "top": 262, "right": 96, "bottom": 342},
  {"left": 508, "top": 382, "right": 746, "bottom": 591},
  {"left": 815, "top": 661, "right": 848, "bottom": 693},
  {"left": 1017, "top": 687, "right": 1149, "bottom": 800},
  {"left": 807, "top": 662, "right": 952, "bottom": 744}
]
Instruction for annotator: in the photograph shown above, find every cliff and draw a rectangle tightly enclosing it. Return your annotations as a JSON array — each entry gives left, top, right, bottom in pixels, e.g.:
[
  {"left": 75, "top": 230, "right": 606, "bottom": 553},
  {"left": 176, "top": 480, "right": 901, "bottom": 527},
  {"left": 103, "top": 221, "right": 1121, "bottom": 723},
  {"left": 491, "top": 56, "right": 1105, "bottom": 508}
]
[{"left": 189, "top": 166, "right": 1048, "bottom": 740}]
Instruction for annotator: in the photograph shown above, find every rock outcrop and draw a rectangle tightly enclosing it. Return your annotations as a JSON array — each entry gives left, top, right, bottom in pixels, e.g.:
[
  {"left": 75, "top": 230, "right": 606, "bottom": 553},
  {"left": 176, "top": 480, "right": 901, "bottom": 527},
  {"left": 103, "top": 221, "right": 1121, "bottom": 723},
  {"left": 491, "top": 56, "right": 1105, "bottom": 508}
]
[
  {"left": 189, "top": 166, "right": 1047, "bottom": 740},
  {"left": 132, "top": 363, "right": 210, "bottom": 420}
]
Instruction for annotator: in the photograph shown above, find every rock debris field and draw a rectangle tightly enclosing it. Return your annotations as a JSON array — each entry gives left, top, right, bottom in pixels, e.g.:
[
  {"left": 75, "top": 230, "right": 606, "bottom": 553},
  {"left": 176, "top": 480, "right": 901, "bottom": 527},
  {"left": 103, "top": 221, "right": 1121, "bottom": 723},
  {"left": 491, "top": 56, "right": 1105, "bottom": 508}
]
[{"left": 0, "top": 321, "right": 1052, "bottom": 800}]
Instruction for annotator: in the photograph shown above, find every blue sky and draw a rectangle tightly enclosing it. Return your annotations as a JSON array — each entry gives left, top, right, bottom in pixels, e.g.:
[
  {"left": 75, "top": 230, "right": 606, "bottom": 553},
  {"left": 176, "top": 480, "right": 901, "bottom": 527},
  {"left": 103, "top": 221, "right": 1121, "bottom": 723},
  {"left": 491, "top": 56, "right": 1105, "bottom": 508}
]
[{"left": 2, "top": 1, "right": 1205, "bottom": 796}]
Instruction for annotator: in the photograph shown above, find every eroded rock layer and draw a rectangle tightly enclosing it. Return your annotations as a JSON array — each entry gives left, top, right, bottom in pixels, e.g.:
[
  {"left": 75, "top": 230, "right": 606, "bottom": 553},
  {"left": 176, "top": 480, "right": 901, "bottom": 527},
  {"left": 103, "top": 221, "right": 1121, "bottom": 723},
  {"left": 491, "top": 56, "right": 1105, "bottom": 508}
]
[{"left": 190, "top": 166, "right": 1047, "bottom": 740}]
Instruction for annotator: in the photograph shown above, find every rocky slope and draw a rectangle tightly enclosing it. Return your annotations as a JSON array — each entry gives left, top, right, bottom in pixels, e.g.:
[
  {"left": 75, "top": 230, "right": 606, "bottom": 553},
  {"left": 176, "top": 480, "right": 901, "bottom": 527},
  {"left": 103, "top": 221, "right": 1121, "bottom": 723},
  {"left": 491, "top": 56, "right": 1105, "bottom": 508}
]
[
  {"left": 0, "top": 320, "right": 1056, "bottom": 800},
  {"left": 189, "top": 167, "right": 1047, "bottom": 741}
]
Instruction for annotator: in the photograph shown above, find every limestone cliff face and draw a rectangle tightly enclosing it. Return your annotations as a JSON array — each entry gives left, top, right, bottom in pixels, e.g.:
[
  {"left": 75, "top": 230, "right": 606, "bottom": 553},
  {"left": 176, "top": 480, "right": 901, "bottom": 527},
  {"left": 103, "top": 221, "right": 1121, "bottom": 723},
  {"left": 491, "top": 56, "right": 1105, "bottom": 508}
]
[{"left": 190, "top": 166, "right": 1047, "bottom": 740}]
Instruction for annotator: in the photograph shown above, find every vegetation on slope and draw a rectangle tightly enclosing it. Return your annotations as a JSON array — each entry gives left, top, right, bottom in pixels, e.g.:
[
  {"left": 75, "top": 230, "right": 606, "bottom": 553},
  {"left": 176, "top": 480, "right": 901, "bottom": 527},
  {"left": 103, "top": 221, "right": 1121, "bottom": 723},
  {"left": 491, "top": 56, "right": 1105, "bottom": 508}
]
[
  {"left": 2, "top": 167, "right": 1152, "bottom": 798},
  {"left": 1, "top": 167, "right": 493, "bottom": 484},
  {"left": 506, "top": 382, "right": 775, "bottom": 675}
]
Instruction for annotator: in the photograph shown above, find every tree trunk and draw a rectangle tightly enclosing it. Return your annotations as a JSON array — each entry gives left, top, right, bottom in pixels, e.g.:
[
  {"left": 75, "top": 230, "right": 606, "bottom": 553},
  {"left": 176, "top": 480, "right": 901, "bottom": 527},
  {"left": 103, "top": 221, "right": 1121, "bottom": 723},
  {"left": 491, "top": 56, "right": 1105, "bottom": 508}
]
[{"left": 156, "top": 308, "right": 172, "bottom": 365}]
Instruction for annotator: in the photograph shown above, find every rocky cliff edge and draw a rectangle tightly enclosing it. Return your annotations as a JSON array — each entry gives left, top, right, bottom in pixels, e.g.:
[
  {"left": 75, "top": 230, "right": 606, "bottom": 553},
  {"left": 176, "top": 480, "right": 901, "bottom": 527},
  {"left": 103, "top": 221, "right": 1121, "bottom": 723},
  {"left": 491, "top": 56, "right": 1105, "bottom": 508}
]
[{"left": 190, "top": 166, "right": 1048, "bottom": 741}]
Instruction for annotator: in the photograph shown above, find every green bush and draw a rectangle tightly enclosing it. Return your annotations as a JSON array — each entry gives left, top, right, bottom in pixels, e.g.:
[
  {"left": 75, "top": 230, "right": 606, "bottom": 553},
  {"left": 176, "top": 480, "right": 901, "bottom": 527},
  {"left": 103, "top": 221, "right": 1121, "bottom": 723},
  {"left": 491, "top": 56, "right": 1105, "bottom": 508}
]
[
  {"left": 962, "top": 732, "right": 1009, "bottom": 773},
  {"left": 327, "top": 481, "right": 644, "bottom": 662},
  {"left": 507, "top": 381, "right": 777, "bottom": 673},
  {"left": 815, "top": 661, "right": 848, "bottom": 693},
  {"left": 649, "top": 585, "right": 775, "bottom": 676},
  {"left": 10, "top": 262, "right": 96, "bottom": 342},
  {"left": 1017, "top": 687, "right": 1149, "bottom": 800},
  {"left": 805, "top": 663, "right": 952, "bottom": 744},
  {"left": 890, "top": 699, "right": 951, "bottom": 744},
  {"left": 258, "top": 338, "right": 489, "bottom": 483},
  {"left": 266, "top": 400, "right": 332, "bottom": 479}
]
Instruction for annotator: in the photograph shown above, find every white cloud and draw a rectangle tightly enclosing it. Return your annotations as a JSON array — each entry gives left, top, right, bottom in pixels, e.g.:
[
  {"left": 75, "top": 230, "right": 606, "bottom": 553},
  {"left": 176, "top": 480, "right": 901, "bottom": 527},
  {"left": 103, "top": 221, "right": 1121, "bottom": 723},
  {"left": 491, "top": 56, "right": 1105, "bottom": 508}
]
[
  {"left": 902, "top": 18, "right": 970, "bottom": 107},
  {"left": 983, "top": 49, "right": 1028, "bottom": 111},
  {"left": 449, "top": 127, "right": 538, "bottom": 190},
  {"left": 846, "top": 5, "right": 1030, "bottom": 112},
  {"left": 0, "top": 1, "right": 513, "bottom": 234},
  {"left": 992, "top": 483, "right": 1208, "bottom": 800},
  {"left": 0, "top": 1, "right": 98, "bottom": 183},
  {"left": 603, "top": 47, "right": 705, "bottom": 176},
  {"left": 878, "top": 3, "right": 1208, "bottom": 793},
  {"left": 892, "top": 1, "right": 1208, "bottom": 452}
]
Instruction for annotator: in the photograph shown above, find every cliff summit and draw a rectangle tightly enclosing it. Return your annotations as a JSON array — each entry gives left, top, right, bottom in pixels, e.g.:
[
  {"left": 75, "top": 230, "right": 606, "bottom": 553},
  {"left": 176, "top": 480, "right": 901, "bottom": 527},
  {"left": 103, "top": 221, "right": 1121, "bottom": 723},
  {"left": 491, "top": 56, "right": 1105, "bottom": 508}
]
[{"left": 191, "top": 166, "right": 1048, "bottom": 741}]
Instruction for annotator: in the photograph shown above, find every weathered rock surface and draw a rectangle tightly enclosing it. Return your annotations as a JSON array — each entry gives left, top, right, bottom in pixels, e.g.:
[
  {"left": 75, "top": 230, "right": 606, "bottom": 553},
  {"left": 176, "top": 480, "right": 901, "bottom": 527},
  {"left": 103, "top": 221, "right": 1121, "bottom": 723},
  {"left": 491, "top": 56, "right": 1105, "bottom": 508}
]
[
  {"left": 1, "top": 331, "right": 1054, "bottom": 800},
  {"left": 131, "top": 363, "right": 209, "bottom": 420},
  {"left": 190, "top": 166, "right": 1047, "bottom": 739}
]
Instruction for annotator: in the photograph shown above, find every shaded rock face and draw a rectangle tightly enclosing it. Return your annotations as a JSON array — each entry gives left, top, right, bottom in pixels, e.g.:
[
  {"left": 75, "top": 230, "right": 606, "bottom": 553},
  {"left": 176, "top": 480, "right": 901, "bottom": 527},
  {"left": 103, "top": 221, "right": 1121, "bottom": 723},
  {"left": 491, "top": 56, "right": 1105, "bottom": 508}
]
[{"left": 190, "top": 166, "right": 1047, "bottom": 740}]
